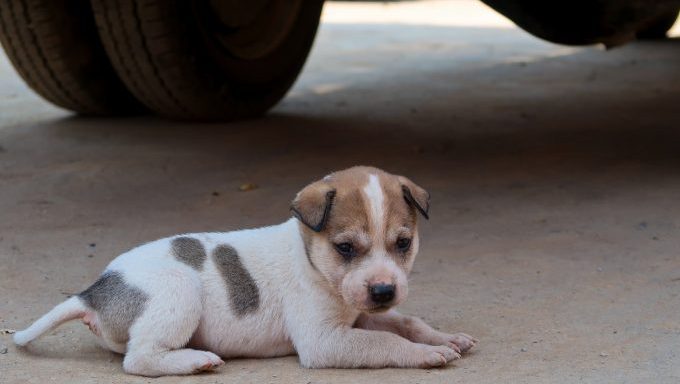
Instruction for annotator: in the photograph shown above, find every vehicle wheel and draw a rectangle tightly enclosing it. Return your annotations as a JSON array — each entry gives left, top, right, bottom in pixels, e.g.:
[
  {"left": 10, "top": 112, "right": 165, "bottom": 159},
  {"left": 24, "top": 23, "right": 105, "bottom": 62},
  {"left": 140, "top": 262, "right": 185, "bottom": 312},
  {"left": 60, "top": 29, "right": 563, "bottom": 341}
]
[
  {"left": 91, "top": 0, "right": 324, "bottom": 120},
  {"left": 0, "top": 0, "right": 144, "bottom": 115},
  {"left": 637, "top": 10, "right": 678, "bottom": 39}
]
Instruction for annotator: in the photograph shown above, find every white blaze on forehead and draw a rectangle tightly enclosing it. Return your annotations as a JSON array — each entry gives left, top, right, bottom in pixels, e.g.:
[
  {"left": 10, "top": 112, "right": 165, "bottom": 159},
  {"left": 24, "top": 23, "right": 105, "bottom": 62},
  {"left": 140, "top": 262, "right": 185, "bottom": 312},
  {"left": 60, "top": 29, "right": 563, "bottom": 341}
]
[{"left": 363, "top": 174, "right": 385, "bottom": 235}]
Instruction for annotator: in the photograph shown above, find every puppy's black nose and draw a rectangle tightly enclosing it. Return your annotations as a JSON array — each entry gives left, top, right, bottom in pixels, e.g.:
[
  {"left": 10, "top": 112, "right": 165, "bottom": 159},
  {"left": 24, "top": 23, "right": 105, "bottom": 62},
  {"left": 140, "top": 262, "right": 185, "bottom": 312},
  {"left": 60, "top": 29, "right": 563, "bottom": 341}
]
[{"left": 369, "top": 284, "right": 396, "bottom": 304}]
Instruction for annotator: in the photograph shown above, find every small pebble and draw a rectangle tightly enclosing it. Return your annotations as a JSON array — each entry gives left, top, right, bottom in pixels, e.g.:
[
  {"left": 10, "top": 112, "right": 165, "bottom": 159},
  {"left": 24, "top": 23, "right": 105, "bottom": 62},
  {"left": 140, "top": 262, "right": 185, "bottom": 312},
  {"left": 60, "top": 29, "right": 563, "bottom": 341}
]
[
  {"left": 238, "top": 183, "right": 258, "bottom": 192},
  {"left": 520, "top": 348, "right": 527, "bottom": 352},
  {"left": 600, "top": 352, "right": 608, "bottom": 357},
  {"left": 0, "top": 346, "right": 7, "bottom": 354},
  {"left": 89, "top": 243, "right": 96, "bottom": 248}
]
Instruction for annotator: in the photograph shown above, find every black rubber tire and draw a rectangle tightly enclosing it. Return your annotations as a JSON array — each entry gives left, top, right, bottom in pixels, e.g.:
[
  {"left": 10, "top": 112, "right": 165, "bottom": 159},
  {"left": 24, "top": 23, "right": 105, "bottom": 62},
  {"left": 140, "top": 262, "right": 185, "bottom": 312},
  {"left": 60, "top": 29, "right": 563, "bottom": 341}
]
[
  {"left": 90, "top": 0, "right": 324, "bottom": 121},
  {"left": 0, "top": 0, "right": 144, "bottom": 115},
  {"left": 637, "top": 10, "right": 678, "bottom": 39}
]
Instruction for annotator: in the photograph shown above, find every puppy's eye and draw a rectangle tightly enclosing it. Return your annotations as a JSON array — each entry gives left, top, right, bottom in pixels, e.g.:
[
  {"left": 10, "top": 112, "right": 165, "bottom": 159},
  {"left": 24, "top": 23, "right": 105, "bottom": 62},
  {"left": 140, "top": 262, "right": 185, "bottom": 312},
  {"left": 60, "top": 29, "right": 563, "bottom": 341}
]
[
  {"left": 396, "top": 237, "right": 411, "bottom": 252},
  {"left": 334, "top": 242, "right": 355, "bottom": 259}
]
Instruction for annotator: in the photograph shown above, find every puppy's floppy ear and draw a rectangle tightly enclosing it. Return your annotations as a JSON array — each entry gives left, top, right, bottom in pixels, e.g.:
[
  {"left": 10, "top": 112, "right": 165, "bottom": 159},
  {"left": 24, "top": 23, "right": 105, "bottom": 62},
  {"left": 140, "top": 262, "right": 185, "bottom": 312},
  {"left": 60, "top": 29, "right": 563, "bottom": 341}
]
[
  {"left": 399, "top": 176, "right": 430, "bottom": 220},
  {"left": 291, "top": 181, "right": 336, "bottom": 232}
]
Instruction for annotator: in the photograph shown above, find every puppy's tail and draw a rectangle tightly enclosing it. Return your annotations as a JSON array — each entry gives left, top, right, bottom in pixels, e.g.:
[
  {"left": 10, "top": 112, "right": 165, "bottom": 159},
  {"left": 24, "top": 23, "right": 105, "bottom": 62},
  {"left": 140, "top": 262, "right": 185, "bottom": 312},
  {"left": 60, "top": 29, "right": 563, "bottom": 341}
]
[{"left": 13, "top": 296, "right": 86, "bottom": 346}]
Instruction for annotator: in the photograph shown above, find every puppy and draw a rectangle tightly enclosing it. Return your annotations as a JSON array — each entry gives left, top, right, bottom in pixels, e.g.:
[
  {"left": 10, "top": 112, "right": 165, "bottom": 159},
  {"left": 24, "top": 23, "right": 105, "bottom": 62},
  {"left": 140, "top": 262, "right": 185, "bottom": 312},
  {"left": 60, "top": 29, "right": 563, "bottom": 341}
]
[{"left": 14, "top": 166, "right": 476, "bottom": 376}]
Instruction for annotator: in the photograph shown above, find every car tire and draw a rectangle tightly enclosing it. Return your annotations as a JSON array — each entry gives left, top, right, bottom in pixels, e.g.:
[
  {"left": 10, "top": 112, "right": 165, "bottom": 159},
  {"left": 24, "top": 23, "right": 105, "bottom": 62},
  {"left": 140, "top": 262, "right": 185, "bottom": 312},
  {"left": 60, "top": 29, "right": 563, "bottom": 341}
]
[
  {"left": 90, "top": 0, "right": 324, "bottom": 120},
  {"left": 0, "top": 0, "right": 145, "bottom": 115}
]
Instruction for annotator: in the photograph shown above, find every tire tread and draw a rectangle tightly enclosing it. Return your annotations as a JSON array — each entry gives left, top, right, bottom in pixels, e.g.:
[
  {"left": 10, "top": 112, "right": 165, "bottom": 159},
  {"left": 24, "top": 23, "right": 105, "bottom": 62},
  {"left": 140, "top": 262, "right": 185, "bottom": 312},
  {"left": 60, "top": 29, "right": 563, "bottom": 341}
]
[{"left": 0, "top": 0, "right": 144, "bottom": 115}]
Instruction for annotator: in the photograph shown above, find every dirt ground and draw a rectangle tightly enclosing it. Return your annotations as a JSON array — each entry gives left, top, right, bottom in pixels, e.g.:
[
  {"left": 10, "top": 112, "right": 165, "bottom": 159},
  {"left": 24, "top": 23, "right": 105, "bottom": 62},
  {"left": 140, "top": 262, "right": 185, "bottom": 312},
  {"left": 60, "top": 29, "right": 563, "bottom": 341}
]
[{"left": 1, "top": 1, "right": 680, "bottom": 383}]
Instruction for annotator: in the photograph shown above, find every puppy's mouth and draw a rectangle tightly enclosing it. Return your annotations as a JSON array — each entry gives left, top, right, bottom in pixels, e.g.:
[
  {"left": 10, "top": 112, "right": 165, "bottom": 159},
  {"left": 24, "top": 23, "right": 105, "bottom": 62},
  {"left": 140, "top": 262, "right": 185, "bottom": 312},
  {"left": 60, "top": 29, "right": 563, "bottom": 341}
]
[{"left": 366, "top": 304, "right": 392, "bottom": 313}]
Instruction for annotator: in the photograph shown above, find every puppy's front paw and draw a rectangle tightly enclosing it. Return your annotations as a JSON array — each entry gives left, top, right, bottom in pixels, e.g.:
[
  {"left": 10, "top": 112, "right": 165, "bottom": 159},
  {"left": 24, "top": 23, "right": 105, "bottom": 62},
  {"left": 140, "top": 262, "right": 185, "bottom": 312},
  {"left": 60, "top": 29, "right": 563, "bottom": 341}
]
[
  {"left": 416, "top": 344, "right": 460, "bottom": 368},
  {"left": 424, "top": 331, "right": 478, "bottom": 353},
  {"left": 443, "top": 332, "right": 478, "bottom": 353}
]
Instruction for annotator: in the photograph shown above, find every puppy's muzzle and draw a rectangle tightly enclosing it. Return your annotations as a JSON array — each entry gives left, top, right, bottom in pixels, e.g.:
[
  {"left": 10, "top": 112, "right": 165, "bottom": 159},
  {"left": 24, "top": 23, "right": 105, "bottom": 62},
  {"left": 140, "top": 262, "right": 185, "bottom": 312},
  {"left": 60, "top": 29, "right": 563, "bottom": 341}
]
[{"left": 369, "top": 283, "right": 396, "bottom": 305}]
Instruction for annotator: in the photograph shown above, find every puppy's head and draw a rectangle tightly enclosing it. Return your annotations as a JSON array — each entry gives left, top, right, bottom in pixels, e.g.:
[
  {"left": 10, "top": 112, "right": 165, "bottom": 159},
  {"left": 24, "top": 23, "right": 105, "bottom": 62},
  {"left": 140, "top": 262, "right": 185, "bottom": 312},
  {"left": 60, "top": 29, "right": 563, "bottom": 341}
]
[{"left": 292, "top": 166, "right": 429, "bottom": 313}]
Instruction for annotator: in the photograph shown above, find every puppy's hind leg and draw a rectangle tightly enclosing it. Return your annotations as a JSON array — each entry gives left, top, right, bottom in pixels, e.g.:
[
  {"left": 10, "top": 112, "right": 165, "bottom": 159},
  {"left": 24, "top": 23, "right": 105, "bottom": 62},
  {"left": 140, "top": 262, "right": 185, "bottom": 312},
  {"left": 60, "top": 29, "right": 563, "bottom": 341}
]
[{"left": 122, "top": 270, "right": 223, "bottom": 377}]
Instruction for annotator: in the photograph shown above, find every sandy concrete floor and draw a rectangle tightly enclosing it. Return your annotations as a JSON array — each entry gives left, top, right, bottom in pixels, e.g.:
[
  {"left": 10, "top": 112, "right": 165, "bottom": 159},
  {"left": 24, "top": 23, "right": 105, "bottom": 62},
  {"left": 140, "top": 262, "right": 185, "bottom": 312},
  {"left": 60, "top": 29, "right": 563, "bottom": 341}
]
[{"left": 1, "top": 1, "right": 680, "bottom": 383}]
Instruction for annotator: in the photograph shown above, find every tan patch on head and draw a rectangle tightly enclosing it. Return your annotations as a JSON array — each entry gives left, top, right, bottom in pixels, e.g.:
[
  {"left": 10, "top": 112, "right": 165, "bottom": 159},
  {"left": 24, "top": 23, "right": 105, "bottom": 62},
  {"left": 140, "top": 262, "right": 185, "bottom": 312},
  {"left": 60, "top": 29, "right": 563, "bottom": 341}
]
[
  {"left": 322, "top": 167, "right": 416, "bottom": 257},
  {"left": 378, "top": 173, "right": 419, "bottom": 264},
  {"left": 380, "top": 173, "right": 418, "bottom": 230},
  {"left": 325, "top": 188, "right": 370, "bottom": 240}
]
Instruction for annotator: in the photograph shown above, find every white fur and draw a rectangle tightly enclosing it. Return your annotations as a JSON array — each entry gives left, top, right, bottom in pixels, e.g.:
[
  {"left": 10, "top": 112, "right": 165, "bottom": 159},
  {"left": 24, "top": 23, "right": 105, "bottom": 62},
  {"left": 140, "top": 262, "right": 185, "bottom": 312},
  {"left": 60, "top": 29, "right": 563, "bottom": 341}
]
[
  {"left": 363, "top": 174, "right": 385, "bottom": 236},
  {"left": 13, "top": 296, "right": 85, "bottom": 346}
]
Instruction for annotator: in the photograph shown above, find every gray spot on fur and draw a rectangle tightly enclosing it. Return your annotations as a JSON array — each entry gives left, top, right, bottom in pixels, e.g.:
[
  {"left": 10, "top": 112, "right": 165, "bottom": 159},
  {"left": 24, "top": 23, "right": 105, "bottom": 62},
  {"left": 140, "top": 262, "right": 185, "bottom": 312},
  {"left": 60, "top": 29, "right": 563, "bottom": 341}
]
[
  {"left": 79, "top": 271, "right": 147, "bottom": 343},
  {"left": 172, "top": 237, "right": 207, "bottom": 270},
  {"left": 213, "top": 245, "right": 260, "bottom": 316}
]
